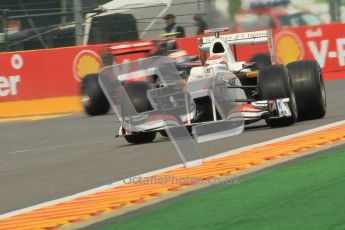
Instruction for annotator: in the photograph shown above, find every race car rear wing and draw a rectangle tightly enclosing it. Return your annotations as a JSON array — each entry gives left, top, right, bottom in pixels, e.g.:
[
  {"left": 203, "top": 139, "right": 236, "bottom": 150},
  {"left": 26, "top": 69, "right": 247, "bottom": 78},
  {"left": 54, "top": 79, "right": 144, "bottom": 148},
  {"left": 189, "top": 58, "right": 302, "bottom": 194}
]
[
  {"left": 198, "top": 29, "right": 276, "bottom": 64},
  {"left": 108, "top": 41, "right": 156, "bottom": 55}
]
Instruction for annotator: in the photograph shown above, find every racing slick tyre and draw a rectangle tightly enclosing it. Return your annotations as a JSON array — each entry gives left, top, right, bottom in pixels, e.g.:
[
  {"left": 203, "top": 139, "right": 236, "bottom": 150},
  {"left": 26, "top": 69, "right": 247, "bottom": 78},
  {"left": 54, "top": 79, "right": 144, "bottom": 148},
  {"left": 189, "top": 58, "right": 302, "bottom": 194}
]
[
  {"left": 122, "top": 81, "right": 156, "bottom": 144},
  {"left": 124, "top": 132, "right": 156, "bottom": 144},
  {"left": 258, "top": 65, "right": 298, "bottom": 127},
  {"left": 250, "top": 53, "right": 272, "bottom": 70},
  {"left": 81, "top": 73, "right": 110, "bottom": 116},
  {"left": 287, "top": 60, "right": 326, "bottom": 120},
  {"left": 160, "top": 130, "right": 168, "bottom": 137}
]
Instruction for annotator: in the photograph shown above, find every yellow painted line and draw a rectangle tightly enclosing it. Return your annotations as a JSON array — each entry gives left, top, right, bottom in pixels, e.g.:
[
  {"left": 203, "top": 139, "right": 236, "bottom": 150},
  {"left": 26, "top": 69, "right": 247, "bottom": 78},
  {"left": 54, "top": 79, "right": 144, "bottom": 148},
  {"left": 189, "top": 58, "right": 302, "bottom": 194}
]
[
  {"left": 0, "top": 96, "right": 82, "bottom": 118},
  {"left": 1, "top": 123, "right": 345, "bottom": 230}
]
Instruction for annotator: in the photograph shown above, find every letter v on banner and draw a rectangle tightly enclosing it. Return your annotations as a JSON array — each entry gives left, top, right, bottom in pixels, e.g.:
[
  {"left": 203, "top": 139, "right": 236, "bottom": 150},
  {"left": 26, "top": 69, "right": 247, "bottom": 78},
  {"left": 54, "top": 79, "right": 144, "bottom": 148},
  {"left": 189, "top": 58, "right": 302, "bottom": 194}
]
[{"left": 307, "top": 40, "right": 329, "bottom": 68}]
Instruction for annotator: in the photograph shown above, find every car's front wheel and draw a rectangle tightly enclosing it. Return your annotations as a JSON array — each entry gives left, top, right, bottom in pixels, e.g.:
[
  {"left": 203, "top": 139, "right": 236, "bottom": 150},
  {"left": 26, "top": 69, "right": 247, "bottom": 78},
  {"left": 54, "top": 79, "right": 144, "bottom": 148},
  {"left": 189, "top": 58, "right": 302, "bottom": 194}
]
[
  {"left": 124, "top": 132, "right": 157, "bottom": 144},
  {"left": 122, "top": 81, "right": 156, "bottom": 144},
  {"left": 287, "top": 60, "right": 326, "bottom": 120},
  {"left": 81, "top": 73, "right": 110, "bottom": 116},
  {"left": 258, "top": 65, "right": 298, "bottom": 127}
]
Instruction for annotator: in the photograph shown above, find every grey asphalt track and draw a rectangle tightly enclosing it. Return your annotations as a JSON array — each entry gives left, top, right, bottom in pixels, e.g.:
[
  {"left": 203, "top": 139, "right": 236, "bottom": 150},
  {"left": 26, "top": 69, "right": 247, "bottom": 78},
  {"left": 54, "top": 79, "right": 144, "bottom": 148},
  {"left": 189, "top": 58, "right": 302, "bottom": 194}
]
[{"left": 0, "top": 79, "right": 344, "bottom": 215}]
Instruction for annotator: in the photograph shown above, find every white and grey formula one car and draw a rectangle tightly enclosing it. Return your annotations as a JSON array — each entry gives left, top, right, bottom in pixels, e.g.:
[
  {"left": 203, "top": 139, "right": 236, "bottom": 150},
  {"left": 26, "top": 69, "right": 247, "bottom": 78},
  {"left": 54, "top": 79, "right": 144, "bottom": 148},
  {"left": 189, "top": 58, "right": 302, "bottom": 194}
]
[{"left": 110, "top": 28, "right": 326, "bottom": 144}]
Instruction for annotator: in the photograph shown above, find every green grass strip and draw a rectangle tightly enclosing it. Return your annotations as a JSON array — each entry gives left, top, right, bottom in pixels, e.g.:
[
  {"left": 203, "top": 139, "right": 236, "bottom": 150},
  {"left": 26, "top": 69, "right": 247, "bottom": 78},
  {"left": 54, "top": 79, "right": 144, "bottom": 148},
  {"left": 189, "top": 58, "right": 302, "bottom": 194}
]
[{"left": 103, "top": 147, "right": 345, "bottom": 230}]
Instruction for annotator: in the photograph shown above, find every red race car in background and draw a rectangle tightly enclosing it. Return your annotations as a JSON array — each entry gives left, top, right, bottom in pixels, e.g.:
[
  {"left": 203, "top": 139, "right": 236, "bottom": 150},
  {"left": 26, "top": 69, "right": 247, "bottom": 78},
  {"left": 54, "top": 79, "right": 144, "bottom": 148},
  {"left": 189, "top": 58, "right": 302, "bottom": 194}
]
[{"left": 81, "top": 36, "right": 198, "bottom": 116}]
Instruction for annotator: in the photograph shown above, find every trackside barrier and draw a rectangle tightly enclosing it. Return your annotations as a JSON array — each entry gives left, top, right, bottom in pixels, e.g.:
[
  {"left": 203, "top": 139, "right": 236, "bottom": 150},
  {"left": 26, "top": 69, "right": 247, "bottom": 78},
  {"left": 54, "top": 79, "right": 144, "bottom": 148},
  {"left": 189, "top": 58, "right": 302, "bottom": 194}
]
[
  {"left": 0, "top": 23, "right": 344, "bottom": 117},
  {"left": 0, "top": 45, "right": 106, "bottom": 117}
]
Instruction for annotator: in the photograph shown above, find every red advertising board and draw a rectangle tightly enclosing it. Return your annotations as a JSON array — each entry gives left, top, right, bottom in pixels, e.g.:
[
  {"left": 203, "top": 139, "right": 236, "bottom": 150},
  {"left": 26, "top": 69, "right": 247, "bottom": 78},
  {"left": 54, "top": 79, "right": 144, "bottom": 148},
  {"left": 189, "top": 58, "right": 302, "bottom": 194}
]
[
  {"left": 273, "top": 23, "right": 345, "bottom": 74},
  {"left": 0, "top": 45, "right": 107, "bottom": 103}
]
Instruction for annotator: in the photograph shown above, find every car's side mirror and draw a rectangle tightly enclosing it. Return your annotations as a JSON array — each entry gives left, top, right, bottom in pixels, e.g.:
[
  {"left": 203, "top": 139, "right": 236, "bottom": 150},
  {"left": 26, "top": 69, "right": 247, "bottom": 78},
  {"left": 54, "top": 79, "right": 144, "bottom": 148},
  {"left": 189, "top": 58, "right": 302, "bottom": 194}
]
[{"left": 242, "top": 62, "right": 257, "bottom": 69}]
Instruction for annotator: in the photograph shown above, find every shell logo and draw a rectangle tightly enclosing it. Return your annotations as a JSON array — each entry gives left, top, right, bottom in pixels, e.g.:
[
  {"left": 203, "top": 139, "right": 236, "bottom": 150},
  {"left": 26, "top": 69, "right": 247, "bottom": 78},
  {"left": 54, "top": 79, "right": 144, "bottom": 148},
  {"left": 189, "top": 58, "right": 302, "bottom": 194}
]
[
  {"left": 73, "top": 50, "right": 102, "bottom": 82},
  {"left": 11, "top": 54, "right": 24, "bottom": 70},
  {"left": 275, "top": 31, "right": 304, "bottom": 65}
]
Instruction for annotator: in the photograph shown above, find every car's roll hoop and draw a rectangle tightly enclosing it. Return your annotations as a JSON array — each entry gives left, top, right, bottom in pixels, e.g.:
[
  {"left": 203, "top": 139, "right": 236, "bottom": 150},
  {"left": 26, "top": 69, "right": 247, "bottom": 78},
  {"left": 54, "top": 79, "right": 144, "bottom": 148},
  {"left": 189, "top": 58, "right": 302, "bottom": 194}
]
[
  {"left": 198, "top": 29, "right": 276, "bottom": 65},
  {"left": 204, "top": 28, "right": 229, "bottom": 38}
]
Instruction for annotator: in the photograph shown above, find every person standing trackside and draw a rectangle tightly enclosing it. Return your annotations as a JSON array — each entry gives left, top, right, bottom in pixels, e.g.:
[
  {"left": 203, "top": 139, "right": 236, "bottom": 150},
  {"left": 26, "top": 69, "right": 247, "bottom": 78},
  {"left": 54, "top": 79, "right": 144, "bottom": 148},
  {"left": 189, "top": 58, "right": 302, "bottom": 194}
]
[
  {"left": 163, "top": 14, "right": 185, "bottom": 38},
  {"left": 194, "top": 13, "right": 208, "bottom": 35}
]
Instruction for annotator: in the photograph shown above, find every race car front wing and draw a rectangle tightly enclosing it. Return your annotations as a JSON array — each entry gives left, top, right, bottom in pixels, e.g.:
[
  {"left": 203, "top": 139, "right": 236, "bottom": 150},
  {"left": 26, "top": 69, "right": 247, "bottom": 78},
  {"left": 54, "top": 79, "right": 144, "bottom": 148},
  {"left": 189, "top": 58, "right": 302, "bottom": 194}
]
[{"left": 117, "top": 98, "right": 291, "bottom": 136}]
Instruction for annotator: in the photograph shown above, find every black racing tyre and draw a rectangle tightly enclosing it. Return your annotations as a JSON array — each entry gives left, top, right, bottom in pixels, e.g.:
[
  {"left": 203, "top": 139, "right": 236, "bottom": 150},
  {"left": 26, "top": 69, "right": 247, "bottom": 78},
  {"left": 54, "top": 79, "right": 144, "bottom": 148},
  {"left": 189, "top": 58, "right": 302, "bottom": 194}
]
[
  {"left": 287, "top": 60, "right": 326, "bottom": 120},
  {"left": 124, "top": 132, "right": 156, "bottom": 144},
  {"left": 192, "top": 97, "right": 213, "bottom": 123},
  {"left": 122, "top": 81, "right": 155, "bottom": 144},
  {"left": 81, "top": 73, "right": 110, "bottom": 116},
  {"left": 250, "top": 53, "right": 272, "bottom": 70},
  {"left": 258, "top": 65, "right": 298, "bottom": 127},
  {"left": 160, "top": 130, "right": 168, "bottom": 137},
  {"left": 123, "top": 81, "right": 153, "bottom": 113}
]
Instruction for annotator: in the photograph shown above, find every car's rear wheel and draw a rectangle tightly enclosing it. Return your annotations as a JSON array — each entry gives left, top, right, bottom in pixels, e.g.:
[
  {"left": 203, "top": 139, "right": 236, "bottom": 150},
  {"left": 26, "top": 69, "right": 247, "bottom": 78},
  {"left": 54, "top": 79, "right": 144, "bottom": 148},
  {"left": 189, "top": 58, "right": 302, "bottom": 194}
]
[
  {"left": 122, "top": 81, "right": 156, "bottom": 144},
  {"left": 287, "top": 60, "right": 326, "bottom": 120},
  {"left": 258, "top": 65, "right": 298, "bottom": 127},
  {"left": 250, "top": 53, "right": 272, "bottom": 70},
  {"left": 81, "top": 73, "right": 110, "bottom": 116}
]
